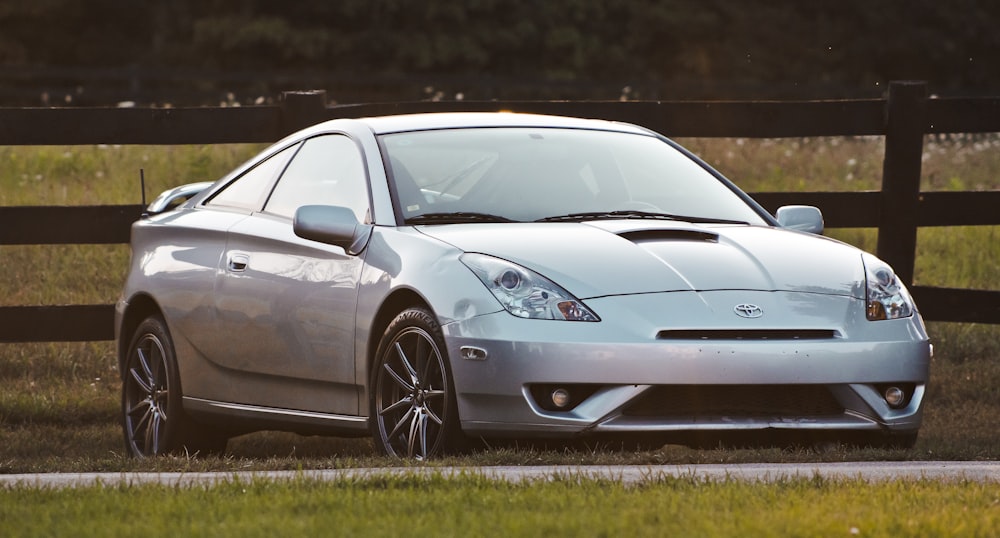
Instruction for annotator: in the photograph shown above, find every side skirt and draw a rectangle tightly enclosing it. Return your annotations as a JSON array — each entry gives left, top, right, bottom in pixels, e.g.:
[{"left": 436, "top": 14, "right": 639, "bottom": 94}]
[{"left": 184, "top": 396, "right": 370, "bottom": 437}]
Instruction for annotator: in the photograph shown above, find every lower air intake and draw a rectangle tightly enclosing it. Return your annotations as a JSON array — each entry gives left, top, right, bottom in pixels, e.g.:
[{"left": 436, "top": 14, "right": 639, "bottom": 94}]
[{"left": 623, "top": 385, "right": 843, "bottom": 418}]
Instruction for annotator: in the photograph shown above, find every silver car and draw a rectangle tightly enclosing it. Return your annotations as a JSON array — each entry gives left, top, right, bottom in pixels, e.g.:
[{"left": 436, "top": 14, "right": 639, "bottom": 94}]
[{"left": 116, "top": 112, "right": 930, "bottom": 459}]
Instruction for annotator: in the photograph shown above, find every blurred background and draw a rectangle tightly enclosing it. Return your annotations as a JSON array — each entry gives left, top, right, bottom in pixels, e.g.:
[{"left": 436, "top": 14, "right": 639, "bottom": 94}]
[{"left": 1, "top": 0, "right": 998, "bottom": 107}]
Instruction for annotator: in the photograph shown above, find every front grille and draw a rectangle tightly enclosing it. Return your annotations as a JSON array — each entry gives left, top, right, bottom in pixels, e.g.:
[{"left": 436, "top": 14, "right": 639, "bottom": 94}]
[
  {"left": 623, "top": 385, "right": 843, "bottom": 418},
  {"left": 657, "top": 329, "right": 839, "bottom": 341}
]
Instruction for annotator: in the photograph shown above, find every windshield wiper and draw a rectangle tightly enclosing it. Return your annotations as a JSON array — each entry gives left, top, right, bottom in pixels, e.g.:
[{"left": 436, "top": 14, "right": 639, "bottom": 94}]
[
  {"left": 535, "top": 210, "right": 748, "bottom": 225},
  {"left": 405, "top": 212, "right": 516, "bottom": 224}
]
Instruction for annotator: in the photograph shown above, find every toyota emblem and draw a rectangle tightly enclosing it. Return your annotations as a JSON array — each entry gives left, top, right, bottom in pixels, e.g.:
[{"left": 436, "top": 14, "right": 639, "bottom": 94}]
[{"left": 734, "top": 303, "right": 763, "bottom": 318}]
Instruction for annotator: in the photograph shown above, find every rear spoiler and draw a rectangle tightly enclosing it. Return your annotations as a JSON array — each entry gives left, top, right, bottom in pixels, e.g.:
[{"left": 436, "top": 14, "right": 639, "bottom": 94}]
[{"left": 145, "top": 181, "right": 214, "bottom": 215}]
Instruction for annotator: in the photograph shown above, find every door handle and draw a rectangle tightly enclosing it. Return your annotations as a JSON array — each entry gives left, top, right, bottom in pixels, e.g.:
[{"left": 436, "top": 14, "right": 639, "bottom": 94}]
[{"left": 228, "top": 253, "right": 249, "bottom": 272}]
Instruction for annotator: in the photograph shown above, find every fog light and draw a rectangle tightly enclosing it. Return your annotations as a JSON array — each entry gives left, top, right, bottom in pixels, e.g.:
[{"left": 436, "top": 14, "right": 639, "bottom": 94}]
[
  {"left": 884, "top": 386, "right": 906, "bottom": 408},
  {"left": 551, "top": 388, "right": 571, "bottom": 409}
]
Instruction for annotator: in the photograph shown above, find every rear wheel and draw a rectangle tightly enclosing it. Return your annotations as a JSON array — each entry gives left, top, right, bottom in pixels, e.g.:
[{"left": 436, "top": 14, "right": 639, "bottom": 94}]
[
  {"left": 121, "top": 315, "right": 227, "bottom": 457},
  {"left": 370, "top": 307, "right": 462, "bottom": 460}
]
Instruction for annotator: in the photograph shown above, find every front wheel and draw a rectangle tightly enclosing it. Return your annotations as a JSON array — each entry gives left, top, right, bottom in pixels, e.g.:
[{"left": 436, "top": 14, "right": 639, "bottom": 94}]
[
  {"left": 370, "top": 307, "right": 462, "bottom": 460},
  {"left": 121, "top": 315, "right": 227, "bottom": 457}
]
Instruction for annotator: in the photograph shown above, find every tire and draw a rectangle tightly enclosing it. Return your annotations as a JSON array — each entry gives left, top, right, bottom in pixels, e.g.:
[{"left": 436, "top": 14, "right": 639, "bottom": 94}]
[
  {"left": 370, "top": 307, "right": 462, "bottom": 460},
  {"left": 121, "top": 315, "right": 227, "bottom": 457}
]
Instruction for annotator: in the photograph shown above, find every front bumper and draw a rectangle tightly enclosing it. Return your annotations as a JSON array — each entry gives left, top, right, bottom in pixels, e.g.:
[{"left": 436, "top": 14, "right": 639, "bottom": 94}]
[{"left": 441, "top": 290, "right": 930, "bottom": 438}]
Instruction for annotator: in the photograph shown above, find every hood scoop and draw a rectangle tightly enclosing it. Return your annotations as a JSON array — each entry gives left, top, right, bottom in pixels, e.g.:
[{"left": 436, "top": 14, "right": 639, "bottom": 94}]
[{"left": 617, "top": 229, "right": 719, "bottom": 244}]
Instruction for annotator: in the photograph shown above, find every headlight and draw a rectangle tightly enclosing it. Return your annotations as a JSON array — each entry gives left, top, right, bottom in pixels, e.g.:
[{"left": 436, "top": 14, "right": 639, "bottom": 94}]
[
  {"left": 863, "top": 254, "right": 914, "bottom": 321},
  {"left": 460, "top": 253, "right": 599, "bottom": 321}
]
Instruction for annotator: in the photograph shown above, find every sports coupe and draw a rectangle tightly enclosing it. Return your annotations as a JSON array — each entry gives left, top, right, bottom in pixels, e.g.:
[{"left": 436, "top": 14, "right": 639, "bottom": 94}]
[{"left": 116, "top": 112, "right": 930, "bottom": 459}]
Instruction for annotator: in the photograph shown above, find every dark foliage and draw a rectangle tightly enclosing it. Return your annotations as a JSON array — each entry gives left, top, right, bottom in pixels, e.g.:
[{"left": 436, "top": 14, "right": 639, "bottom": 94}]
[{"left": 1, "top": 0, "right": 998, "bottom": 104}]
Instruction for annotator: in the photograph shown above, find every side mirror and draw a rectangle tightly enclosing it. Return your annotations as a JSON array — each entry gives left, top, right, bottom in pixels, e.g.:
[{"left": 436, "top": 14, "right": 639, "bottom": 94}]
[
  {"left": 776, "top": 205, "right": 824, "bottom": 234},
  {"left": 293, "top": 205, "right": 372, "bottom": 255}
]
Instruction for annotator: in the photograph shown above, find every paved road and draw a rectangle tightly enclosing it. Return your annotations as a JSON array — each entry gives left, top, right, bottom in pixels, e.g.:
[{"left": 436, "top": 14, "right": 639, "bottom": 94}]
[{"left": 2, "top": 461, "right": 998, "bottom": 488}]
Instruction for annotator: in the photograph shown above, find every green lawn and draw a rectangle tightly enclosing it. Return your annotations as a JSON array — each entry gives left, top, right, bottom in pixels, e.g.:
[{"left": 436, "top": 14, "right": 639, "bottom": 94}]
[{"left": 2, "top": 474, "right": 998, "bottom": 537}]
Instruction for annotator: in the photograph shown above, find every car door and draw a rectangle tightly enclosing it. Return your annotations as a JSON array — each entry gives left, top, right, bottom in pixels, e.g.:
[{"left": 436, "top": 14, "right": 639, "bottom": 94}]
[
  {"left": 212, "top": 133, "right": 371, "bottom": 415},
  {"left": 175, "top": 142, "right": 298, "bottom": 374}
]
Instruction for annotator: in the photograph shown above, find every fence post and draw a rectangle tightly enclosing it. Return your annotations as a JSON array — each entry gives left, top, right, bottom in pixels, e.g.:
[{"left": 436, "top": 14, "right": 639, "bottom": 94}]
[
  {"left": 281, "top": 90, "right": 328, "bottom": 134},
  {"left": 876, "top": 81, "right": 927, "bottom": 286}
]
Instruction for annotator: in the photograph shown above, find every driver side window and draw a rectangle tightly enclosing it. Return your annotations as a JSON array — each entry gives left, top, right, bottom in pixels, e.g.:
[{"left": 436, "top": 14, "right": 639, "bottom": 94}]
[{"left": 264, "top": 134, "right": 370, "bottom": 223}]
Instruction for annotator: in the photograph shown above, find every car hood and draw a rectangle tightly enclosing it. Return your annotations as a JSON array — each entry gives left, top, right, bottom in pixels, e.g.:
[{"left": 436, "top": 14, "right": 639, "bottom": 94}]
[{"left": 416, "top": 221, "right": 866, "bottom": 299}]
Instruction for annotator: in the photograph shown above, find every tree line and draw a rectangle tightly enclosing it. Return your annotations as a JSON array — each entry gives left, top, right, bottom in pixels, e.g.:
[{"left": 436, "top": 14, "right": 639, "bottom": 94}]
[{"left": 1, "top": 0, "right": 997, "bottom": 104}]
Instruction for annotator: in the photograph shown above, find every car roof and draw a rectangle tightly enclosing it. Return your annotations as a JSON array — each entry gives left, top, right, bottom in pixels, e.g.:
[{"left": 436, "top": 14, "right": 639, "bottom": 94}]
[{"left": 304, "top": 112, "right": 654, "bottom": 137}]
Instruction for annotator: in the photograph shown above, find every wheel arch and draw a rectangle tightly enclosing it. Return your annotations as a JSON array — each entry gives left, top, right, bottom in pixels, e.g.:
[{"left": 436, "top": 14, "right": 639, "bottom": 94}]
[
  {"left": 117, "top": 293, "right": 165, "bottom": 373},
  {"left": 366, "top": 287, "right": 467, "bottom": 458},
  {"left": 365, "top": 288, "right": 434, "bottom": 378}
]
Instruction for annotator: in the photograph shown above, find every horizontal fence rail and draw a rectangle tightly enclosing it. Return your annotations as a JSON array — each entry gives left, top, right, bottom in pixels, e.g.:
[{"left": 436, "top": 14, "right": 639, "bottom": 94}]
[
  {"left": 4, "top": 95, "right": 1000, "bottom": 147},
  {"left": 1, "top": 82, "right": 998, "bottom": 342}
]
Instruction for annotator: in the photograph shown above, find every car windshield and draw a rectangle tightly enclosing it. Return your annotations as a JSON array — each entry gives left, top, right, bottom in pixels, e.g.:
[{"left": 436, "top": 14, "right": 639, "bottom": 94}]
[{"left": 380, "top": 127, "right": 768, "bottom": 225}]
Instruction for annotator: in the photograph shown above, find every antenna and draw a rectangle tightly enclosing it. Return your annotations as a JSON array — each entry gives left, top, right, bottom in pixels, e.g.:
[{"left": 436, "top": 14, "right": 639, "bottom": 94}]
[{"left": 140, "top": 169, "right": 149, "bottom": 219}]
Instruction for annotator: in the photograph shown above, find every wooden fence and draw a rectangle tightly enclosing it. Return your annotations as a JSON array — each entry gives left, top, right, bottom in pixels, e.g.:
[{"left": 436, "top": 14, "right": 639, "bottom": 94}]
[{"left": 1, "top": 81, "right": 998, "bottom": 342}]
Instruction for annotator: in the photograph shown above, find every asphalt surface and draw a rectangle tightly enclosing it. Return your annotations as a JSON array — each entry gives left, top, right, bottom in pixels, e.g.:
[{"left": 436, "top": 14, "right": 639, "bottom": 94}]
[{"left": 2, "top": 461, "right": 998, "bottom": 488}]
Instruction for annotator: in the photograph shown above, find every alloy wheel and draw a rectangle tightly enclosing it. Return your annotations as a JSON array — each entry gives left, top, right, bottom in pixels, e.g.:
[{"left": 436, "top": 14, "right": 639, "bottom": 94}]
[
  {"left": 123, "top": 333, "right": 171, "bottom": 456},
  {"left": 374, "top": 326, "right": 449, "bottom": 460}
]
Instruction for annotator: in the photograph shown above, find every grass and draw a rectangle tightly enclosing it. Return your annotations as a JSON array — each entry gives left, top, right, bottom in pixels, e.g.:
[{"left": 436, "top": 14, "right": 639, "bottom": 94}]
[
  {"left": 1, "top": 135, "right": 999, "bottom": 474},
  {"left": 0, "top": 143, "right": 264, "bottom": 206},
  {"left": 2, "top": 474, "right": 999, "bottom": 537}
]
